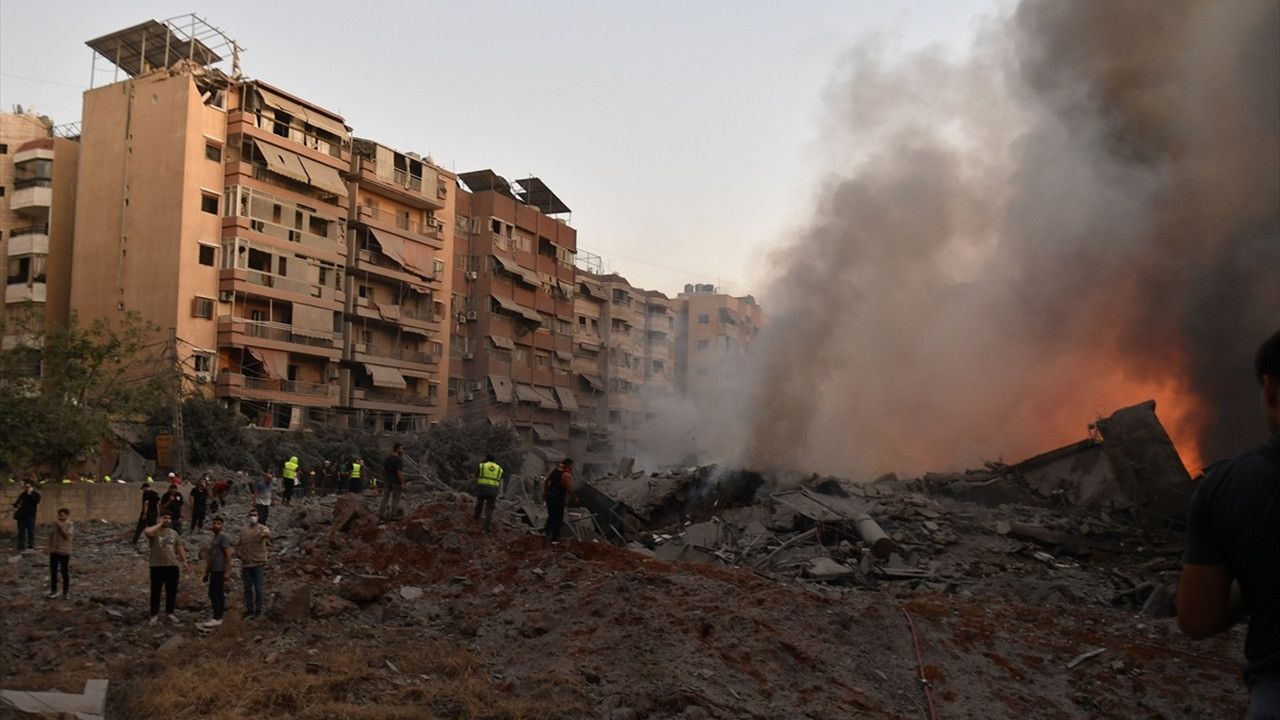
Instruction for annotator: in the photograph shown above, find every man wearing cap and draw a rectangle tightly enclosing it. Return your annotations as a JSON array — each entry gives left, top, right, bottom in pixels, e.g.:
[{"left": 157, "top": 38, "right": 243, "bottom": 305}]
[{"left": 252, "top": 470, "right": 274, "bottom": 526}]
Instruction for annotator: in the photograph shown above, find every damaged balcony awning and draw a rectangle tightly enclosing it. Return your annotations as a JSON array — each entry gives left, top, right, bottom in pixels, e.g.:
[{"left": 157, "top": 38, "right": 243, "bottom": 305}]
[
  {"left": 554, "top": 386, "right": 580, "bottom": 411},
  {"left": 297, "top": 155, "right": 348, "bottom": 198},
  {"left": 246, "top": 346, "right": 289, "bottom": 380},
  {"left": 290, "top": 303, "right": 334, "bottom": 339},
  {"left": 555, "top": 350, "right": 573, "bottom": 363},
  {"left": 532, "top": 386, "right": 560, "bottom": 410},
  {"left": 533, "top": 423, "right": 564, "bottom": 441},
  {"left": 254, "top": 139, "right": 310, "bottom": 184},
  {"left": 256, "top": 85, "right": 348, "bottom": 138},
  {"left": 363, "top": 363, "right": 407, "bottom": 389},
  {"left": 374, "top": 302, "right": 401, "bottom": 321},
  {"left": 488, "top": 334, "right": 515, "bottom": 350},
  {"left": 490, "top": 294, "right": 542, "bottom": 324},
  {"left": 371, "top": 229, "right": 434, "bottom": 280},
  {"left": 488, "top": 375, "right": 515, "bottom": 404},
  {"left": 514, "top": 383, "right": 544, "bottom": 405},
  {"left": 577, "top": 372, "right": 605, "bottom": 392},
  {"left": 490, "top": 253, "right": 541, "bottom": 287}
]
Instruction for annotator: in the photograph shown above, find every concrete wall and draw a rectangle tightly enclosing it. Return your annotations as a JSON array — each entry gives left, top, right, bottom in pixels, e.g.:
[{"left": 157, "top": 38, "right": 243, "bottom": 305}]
[{"left": 0, "top": 484, "right": 140, "bottom": 536}]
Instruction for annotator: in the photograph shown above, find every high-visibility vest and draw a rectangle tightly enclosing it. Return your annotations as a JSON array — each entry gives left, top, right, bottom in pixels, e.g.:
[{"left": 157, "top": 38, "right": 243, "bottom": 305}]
[
  {"left": 477, "top": 462, "right": 503, "bottom": 487},
  {"left": 350, "top": 463, "right": 362, "bottom": 479},
  {"left": 283, "top": 457, "right": 299, "bottom": 480}
]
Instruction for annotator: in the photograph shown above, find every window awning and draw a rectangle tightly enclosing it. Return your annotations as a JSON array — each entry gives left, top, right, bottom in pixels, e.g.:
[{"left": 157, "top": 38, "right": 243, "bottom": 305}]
[
  {"left": 374, "top": 302, "right": 401, "bottom": 321},
  {"left": 515, "top": 383, "right": 543, "bottom": 405},
  {"left": 257, "top": 87, "right": 348, "bottom": 139},
  {"left": 488, "top": 375, "right": 515, "bottom": 404},
  {"left": 533, "top": 424, "right": 563, "bottom": 441},
  {"left": 256, "top": 88, "right": 308, "bottom": 120},
  {"left": 302, "top": 110, "right": 348, "bottom": 139},
  {"left": 297, "top": 155, "right": 348, "bottom": 197},
  {"left": 364, "top": 363, "right": 407, "bottom": 389},
  {"left": 555, "top": 350, "right": 573, "bottom": 363},
  {"left": 488, "top": 334, "right": 514, "bottom": 350},
  {"left": 254, "top": 139, "right": 309, "bottom": 184},
  {"left": 532, "top": 386, "right": 559, "bottom": 410},
  {"left": 577, "top": 372, "right": 605, "bottom": 392},
  {"left": 490, "top": 254, "right": 541, "bottom": 287},
  {"left": 291, "top": 303, "right": 334, "bottom": 339},
  {"left": 247, "top": 346, "right": 289, "bottom": 380},
  {"left": 554, "top": 386, "right": 580, "bottom": 411},
  {"left": 490, "top": 294, "right": 541, "bottom": 324},
  {"left": 577, "top": 339, "right": 600, "bottom": 352},
  {"left": 371, "top": 229, "right": 435, "bottom": 280}
]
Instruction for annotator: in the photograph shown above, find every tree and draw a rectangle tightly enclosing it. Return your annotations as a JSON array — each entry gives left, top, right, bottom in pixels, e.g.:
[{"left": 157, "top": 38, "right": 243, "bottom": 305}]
[{"left": 0, "top": 307, "right": 177, "bottom": 476}]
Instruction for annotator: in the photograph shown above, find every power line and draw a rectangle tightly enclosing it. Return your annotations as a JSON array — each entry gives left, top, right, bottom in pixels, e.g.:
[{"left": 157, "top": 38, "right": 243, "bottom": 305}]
[
  {"left": 575, "top": 243, "right": 750, "bottom": 293},
  {"left": 0, "top": 72, "right": 86, "bottom": 89}
]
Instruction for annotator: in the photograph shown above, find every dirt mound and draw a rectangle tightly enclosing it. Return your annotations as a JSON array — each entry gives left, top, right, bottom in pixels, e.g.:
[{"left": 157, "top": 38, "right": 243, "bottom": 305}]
[{"left": 0, "top": 491, "right": 1246, "bottom": 719}]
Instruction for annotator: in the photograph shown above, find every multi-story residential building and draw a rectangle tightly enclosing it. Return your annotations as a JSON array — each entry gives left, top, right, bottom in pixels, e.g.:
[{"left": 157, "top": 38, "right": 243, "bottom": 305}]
[
  {"left": 344, "top": 139, "right": 455, "bottom": 431},
  {"left": 1, "top": 112, "right": 79, "bottom": 348},
  {"left": 568, "top": 272, "right": 678, "bottom": 462},
  {"left": 72, "top": 19, "right": 350, "bottom": 429},
  {"left": 453, "top": 170, "right": 576, "bottom": 454},
  {"left": 675, "top": 283, "right": 764, "bottom": 406}
]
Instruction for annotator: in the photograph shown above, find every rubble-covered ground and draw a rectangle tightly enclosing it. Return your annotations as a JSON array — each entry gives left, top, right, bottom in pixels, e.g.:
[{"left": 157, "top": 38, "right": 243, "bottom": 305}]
[{"left": 0, "top": 476, "right": 1247, "bottom": 720}]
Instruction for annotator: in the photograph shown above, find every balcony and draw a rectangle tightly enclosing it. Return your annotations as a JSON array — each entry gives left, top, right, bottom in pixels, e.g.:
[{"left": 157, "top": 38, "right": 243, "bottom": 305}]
[
  {"left": 219, "top": 267, "right": 342, "bottom": 304},
  {"left": 216, "top": 371, "right": 338, "bottom": 401},
  {"left": 351, "top": 342, "right": 437, "bottom": 366},
  {"left": 10, "top": 183, "right": 52, "bottom": 215},
  {"left": 355, "top": 205, "right": 444, "bottom": 242},
  {"left": 7, "top": 227, "right": 49, "bottom": 256},
  {"left": 351, "top": 155, "right": 445, "bottom": 211},
  {"left": 5, "top": 282, "right": 47, "bottom": 304},
  {"left": 233, "top": 110, "right": 346, "bottom": 159},
  {"left": 399, "top": 305, "right": 442, "bottom": 324},
  {"left": 234, "top": 216, "right": 343, "bottom": 256},
  {"left": 217, "top": 315, "right": 340, "bottom": 354},
  {"left": 350, "top": 386, "right": 439, "bottom": 409}
]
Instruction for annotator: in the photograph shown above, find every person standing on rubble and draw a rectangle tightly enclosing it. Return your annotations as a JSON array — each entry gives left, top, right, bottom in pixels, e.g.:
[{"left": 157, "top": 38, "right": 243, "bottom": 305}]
[
  {"left": 11, "top": 481, "right": 40, "bottom": 551},
  {"left": 46, "top": 507, "right": 73, "bottom": 599},
  {"left": 198, "top": 516, "right": 232, "bottom": 630},
  {"left": 542, "top": 458, "right": 579, "bottom": 544},
  {"left": 132, "top": 483, "right": 161, "bottom": 544},
  {"left": 159, "top": 482, "right": 185, "bottom": 535},
  {"left": 281, "top": 456, "right": 298, "bottom": 507},
  {"left": 1180, "top": 330, "right": 1280, "bottom": 719},
  {"left": 237, "top": 508, "right": 270, "bottom": 620},
  {"left": 190, "top": 476, "right": 210, "bottom": 533},
  {"left": 144, "top": 514, "right": 188, "bottom": 625},
  {"left": 473, "top": 454, "right": 504, "bottom": 532},
  {"left": 252, "top": 470, "right": 274, "bottom": 526},
  {"left": 379, "top": 444, "right": 406, "bottom": 522}
]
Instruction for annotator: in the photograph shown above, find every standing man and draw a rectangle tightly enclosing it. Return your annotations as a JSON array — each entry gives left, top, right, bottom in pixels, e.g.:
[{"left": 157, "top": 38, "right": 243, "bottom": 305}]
[
  {"left": 349, "top": 458, "right": 363, "bottom": 494},
  {"left": 46, "top": 508, "right": 73, "bottom": 599},
  {"left": 336, "top": 460, "right": 349, "bottom": 495},
  {"left": 11, "top": 481, "right": 40, "bottom": 551},
  {"left": 542, "top": 458, "right": 580, "bottom": 544},
  {"left": 132, "top": 483, "right": 161, "bottom": 544},
  {"left": 252, "top": 470, "right": 274, "bottom": 526},
  {"left": 144, "top": 514, "right": 188, "bottom": 625},
  {"left": 190, "top": 476, "right": 210, "bottom": 532},
  {"left": 159, "top": 482, "right": 185, "bottom": 535},
  {"left": 198, "top": 516, "right": 233, "bottom": 630},
  {"left": 473, "top": 454, "right": 504, "bottom": 532},
  {"left": 281, "top": 456, "right": 298, "bottom": 507},
  {"left": 379, "top": 444, "right": 406, "bottom": 522},
  {"left": 1180, "top": 330, "right": 1280, "bottom": 718},
  {"left": 237, "top": 509, "right": 270, "bottom": 620}
]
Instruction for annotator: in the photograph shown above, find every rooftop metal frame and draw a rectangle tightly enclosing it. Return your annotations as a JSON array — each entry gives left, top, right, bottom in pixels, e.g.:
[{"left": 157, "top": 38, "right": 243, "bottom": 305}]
[{"left": 86, "top": 14, "right": 242, "bottom": 87}]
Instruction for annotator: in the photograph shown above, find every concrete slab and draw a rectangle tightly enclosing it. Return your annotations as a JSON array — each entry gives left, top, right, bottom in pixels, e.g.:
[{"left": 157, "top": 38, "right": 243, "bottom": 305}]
[
  {"left": 0, "top": 679, "right": 108, "bottom": 720},
  {"left": 805, "top": 556, "right": 857, "bottom": 580},
  {"left": 682, "top": 521, "right": 720, "bottom": 548}
]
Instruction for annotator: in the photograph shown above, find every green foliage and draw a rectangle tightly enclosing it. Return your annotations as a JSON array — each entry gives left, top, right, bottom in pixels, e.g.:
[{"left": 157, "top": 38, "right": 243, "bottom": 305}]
[
  {"left": 248, "top": 426, "right": 382, "bottom": 477},
  {"left": 404, "top": 421, "right": 524, "bottom": 489},
  {"left": 144, "top": 396, "right": 256, "bottom": 470},
  {"left": 0, "top": 307, "right": 176, "bottom": 476}
]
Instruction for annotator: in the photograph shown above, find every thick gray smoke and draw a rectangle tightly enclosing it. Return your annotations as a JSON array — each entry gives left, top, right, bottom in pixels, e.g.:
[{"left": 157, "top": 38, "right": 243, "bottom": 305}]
[{"left": 742, "top": 0, "right": 1280, "bottom": 478}]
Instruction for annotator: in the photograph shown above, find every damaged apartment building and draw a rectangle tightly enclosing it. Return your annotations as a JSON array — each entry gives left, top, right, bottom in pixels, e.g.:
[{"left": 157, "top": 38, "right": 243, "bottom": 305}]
[{"left": 12, "top": 14, "right": 767, "bottom": 460}]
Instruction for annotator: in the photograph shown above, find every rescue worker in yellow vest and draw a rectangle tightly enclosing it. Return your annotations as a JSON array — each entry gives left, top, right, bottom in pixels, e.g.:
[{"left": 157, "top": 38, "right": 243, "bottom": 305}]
[
  {"left": 473, "top": 454, "right": 504, "bottom": 533},
  {"left": 349, "top": 460, "right": 363, "bottom": 494},
  {"left": 282, "top": 456, "right": 298, "bottom": 507}
]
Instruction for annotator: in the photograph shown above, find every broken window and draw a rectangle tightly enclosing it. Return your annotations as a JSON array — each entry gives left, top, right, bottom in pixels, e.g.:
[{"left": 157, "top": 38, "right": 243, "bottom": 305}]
[
  {"left": 201, "top": 192, "right": 219, "bottom": 215},
  {"left": 198, "top": 245, "right": 216, "bottom": 267}
]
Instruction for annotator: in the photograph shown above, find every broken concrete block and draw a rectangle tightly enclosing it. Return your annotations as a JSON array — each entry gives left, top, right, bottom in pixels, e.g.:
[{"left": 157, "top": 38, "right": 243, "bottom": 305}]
[
  {"left": 682, "top": 521, "right": 719, "bottom": 548},
  {"left": 311, "top": 594, "right": 359, "bottom": 619},
  {"left": 273, "top": 585, "right": 312, "bottom": 623},
  {"left": 337, "top": 574, "right": 391, "bottom": 604},
  {"left": 805, "top": 556, "right": 857, "bottom": 580},
  {"left": 0, "top": 679, "right": 108, "bottom": 720}
]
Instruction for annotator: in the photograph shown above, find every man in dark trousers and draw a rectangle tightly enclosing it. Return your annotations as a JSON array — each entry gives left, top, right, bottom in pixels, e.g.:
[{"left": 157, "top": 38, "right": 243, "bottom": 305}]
[
  {"left": 542, "top": 458, "right": 579, "bottom": 544},
  {"left": 131, "top": 483, "right": 161, "bottom": 544},
  {"left": 159, "top": 483, "right": 185, "bottom": 535},
  {"left": 11, "top": 481, "right": 40, "bottom": 551},
  {"left": 1180, "top": 330, "right": 1280, "bottom": 718},
  {"left": 378, "top": 444, "right": 406, "bottom": 522},
  {"left": 473, "top": 454, "right": 504, "bottom": 532}
]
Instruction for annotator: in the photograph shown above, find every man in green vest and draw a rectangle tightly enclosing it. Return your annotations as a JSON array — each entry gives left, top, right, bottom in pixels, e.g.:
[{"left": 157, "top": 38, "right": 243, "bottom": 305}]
[
  {"left": 282, "top": 456, "right": 298, "bottom": 507},
  {"left": 349, "top": 459, "right": 363, "bottom": 494},
  {"left": 473, "top": 454, "right": 504, "bottom": 532}
]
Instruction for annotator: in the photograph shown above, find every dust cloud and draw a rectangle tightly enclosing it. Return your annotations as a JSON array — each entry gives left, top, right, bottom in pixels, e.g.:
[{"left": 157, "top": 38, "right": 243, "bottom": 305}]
[{"left": 741, "top": 0, "right": 1280, "bottom": 478}]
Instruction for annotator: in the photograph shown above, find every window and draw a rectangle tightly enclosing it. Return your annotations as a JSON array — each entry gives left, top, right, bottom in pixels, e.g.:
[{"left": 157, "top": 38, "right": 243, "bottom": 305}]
[
  {"left": 7, "top": 257, "right": 30, "bottom": 284},
  {"left": 205, "top": 143, "right": 222, "bottom": 162},
  {"left": 535, "top": 352, "right": 550, "bottom": 368},
  {"left": 193, "top": 355, "right": 212, "bottom": 373},
  {"left": 201, "top": 192, "right": 219, "bottom": 215},
  {"left": 0, "top": 144, "right": 7, "bottom": 154},
  {"left": 578, "top": 316, "right": 587, "bottom": 326},
  {"left": 697, "top": 314, "right": 710, "bottom": 324},
  {"left": 192, "top": 297, "right": 214, "bottom": 319},
  {"left": 696, "top": 340, "right": 710, "bottom": 351},
  {"left": 652, "top": 360, "right": 665, "bottom": 372},
  {"left": 198, "top": 245, "right": 216, "bottom": 266}
]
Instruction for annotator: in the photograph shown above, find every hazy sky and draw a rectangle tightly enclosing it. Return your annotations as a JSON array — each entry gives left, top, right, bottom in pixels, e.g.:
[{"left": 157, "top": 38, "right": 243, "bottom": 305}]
[{"left": 1, "top": 0, "right": 1001, "bottom": 297}]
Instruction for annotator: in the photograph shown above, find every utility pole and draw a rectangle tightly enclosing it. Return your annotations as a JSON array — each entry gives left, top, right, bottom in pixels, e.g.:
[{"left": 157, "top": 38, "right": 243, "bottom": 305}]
[{"left": 169, "top": 327, "right": 186, "bottom": 480}]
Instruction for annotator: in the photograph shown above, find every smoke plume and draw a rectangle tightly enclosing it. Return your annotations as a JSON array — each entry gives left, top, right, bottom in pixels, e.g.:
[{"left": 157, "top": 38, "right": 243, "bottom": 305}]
[{"left": 742, "top": 0, "right": 1280, "bottom": 478}]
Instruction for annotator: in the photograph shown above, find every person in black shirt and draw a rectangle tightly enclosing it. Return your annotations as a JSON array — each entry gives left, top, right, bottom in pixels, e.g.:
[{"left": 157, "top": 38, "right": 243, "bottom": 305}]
[
  {"left": 1180, "top": 330, "right": 1280, "bottom": 717},
  {"left": 132, "top": 484, "right": 161, "bottom": 544},
  {"left": 541, "top": 458, "right": 580, "bottom": 544},
  {"left": 11, "top": 481, "right": 41, "bottom": 551},
  {"left": 379, "top": 444, "right": 406, "bottom": 522},
  {"left": 190, "top": 476, "right": 210, "bottom": 532}
]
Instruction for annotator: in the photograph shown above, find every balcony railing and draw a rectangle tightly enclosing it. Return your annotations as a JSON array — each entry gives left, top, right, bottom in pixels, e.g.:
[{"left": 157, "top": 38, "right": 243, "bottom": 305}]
[
  {"left": 351, "top": 387, "right": 439, "bottom": 407},
  {"left": 218, "top": 316, "right": 338, "bottom": 349},
  {"left": 246, "top": 112, "right": 344, "bottom": 158},
  {"left": 9, "top": 225, "right": 49, "bottom": 238},
  {"left": 354, "top": 343, "right": 436, "bottom": 365},
  {"left": 218, "top": 371, "right": 336, "bottom": 398},
  {"left": 399, "top": 305, "right": 442, "bottom": 324},
  {"left": 355, "top": 205, "right": 442, "bottom": 239},
  {"left": 13, "top": 178, "right": 52, "bottom": 190},
  {"left": 392, "top": 169, "right": 424, "bottom": 191}
]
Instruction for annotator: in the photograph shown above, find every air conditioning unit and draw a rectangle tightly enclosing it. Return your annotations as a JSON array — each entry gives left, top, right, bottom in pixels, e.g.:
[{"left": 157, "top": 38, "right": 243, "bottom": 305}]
[
  {"left": 461, "top": 352, "right": 474, "bottom": 360},
  {"left": 456, "top": 312, "right": 469, "bottom": 324},
  {"left": 218, "top": 291, "right": 234, "bottom": 303},
  {"left": 462, "top": 392, "right": 474, "bottom": 402},
  {"left": 194, "top": 371, "right": 211, "bottom": 384},
  {"left": 465, "top": 271, "right": 478, "bottom": 280},
  {"left": 465, "top": 310, "right": 478, "bottom": 321},
  {"left": 469, "top": 381, "right": 483, "bottom": 391}
]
